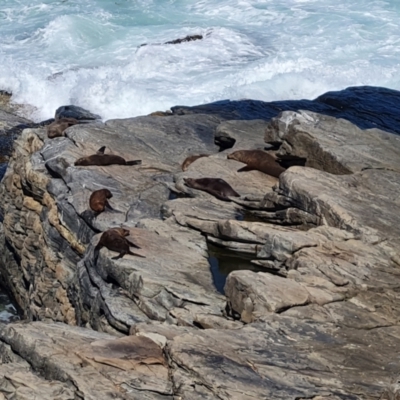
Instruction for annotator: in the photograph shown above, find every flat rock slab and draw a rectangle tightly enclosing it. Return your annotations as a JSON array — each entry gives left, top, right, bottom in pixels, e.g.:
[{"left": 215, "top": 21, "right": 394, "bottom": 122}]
[
  {"left": 0, "top": 321, "right": 172, "bottom": 400},
  {"left": 174, "top": 153, "right": 277, "bottom": 201},
  {"left": 135, "top": 316, "right": 400, "bottom": 400},
  {"left": 276, "top": 166, "right": 400, "bottom": 244},
  {"left": 79, "top": 225, "right": 225, "bottom": 330},
  {"left": 265, "top": 110, "right": 400, "bottom": 174}
]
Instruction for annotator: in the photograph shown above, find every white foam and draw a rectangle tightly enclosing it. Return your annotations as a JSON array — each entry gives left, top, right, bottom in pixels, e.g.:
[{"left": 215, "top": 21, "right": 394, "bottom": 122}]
[{"left": 0, "top": 0, "right": 400, "bottom": 122}]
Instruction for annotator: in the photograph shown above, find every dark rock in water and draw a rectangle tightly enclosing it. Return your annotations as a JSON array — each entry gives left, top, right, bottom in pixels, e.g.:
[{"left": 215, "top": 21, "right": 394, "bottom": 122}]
[
  {"left": 55, "top": 105, "right": 101, "bottom": 121},
  {"left": 140, "top": 34, "right": 204, "bottom": 47},
  {"left": 37, "top": 118, "right": 55, "bottom": 127},
  {"left": 165, "top": 34, "right": 203, "bottom": 45},
  {"left": 172, "top": 85, "right": 400, "bottom": 136}
]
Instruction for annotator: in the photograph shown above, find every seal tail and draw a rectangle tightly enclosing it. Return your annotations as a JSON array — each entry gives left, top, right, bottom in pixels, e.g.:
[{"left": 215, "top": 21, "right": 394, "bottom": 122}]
[
  {"left": 126, "top": 239, "right": 141, "bottom": 249},
  {"left": 126, "top": 160, "right": 142, "bottom": 166}
]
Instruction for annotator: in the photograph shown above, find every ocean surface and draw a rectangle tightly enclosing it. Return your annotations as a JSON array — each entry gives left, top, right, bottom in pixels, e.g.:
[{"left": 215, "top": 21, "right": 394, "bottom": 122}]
[{"left": 1, "top": 0, "right": 400, "bottom": 122}]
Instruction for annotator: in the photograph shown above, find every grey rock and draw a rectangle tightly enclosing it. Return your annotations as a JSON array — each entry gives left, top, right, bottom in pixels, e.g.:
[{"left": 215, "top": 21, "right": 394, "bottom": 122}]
[
  {"left": 1, "top": 97, "right": 400, "bottom": 399},
  {"left": 55, "top": 105, "right": 102, "bottom": 120}
]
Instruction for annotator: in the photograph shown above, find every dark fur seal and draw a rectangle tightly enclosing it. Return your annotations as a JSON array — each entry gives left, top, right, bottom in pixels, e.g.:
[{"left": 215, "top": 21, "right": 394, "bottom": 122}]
[
  {"left": 95, "top": 228, "right": 145, "bottom": 260},
  {"left": 75, "top": 146, "right": 142, "bottom": 167},
  {"left": 184, "top": 177, "right": 240, "bottom": 202},
  {"left": 227, "top": 150, "right": 286, "bottom": 178},
  {"left": 47, "top": 117, "right": 79, "bottom": 138},
  {"left": 89, "top": 189, "right": 114, "bottom": 213},
  {"left": 181, "top": 154, "right": 209, "bottom": 171}
]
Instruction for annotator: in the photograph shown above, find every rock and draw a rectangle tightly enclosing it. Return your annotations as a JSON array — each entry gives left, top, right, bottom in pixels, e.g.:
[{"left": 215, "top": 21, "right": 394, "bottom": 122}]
[
  {"left": 1, "top": 88, "right": 400, "bottom": 398},
  {"left": 55, "top": 105, "right": 102, "bottom": 121},
  {"left": 264, "top": 110, "right": 400, "bottom": 174},
  {"left": 0, "top": 321, "right": 172, "bottom": 399}
]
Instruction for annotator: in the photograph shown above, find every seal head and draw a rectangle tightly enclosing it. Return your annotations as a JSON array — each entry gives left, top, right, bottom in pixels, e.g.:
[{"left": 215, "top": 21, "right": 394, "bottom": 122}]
[
  {"left": 89, "top": 189, "right": 114, "bottom": 213},
  {"left": 181, "top": 154, "right": 209, "bottom": 171}
]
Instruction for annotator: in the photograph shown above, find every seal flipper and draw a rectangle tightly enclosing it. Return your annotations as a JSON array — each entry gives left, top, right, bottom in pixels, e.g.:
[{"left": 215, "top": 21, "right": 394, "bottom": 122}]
[
  {"left": 126, "top": 160, "right": 142, "bottom": 166},
  {"left": 126, "top": 239, "right": 141, "bottom": 249},
  {"left": 112, "top": 251, "right": 125, "bottom": 260},
  {"left": 97, "top": 146, "right": 106, "bottom": 155},
  {"left": 237, "top": 165, "right": 254, "bottom": 172},
  {"left": 127, "top": 250, "right": 146, "bottom": 258},
  {"left": 105, "top": 200, "right": 114, "bottom": 211}
]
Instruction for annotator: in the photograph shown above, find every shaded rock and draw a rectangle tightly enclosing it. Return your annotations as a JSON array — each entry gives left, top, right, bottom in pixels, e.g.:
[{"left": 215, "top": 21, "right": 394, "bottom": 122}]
[{"left": 55, "top": 105, "right": 102, "bottom": 121}]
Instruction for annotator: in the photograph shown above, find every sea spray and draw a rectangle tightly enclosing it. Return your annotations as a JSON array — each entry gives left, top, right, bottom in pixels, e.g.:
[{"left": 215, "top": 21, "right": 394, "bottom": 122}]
[{"left": 0, "top": 0, "right": 400, "bottom": 121}]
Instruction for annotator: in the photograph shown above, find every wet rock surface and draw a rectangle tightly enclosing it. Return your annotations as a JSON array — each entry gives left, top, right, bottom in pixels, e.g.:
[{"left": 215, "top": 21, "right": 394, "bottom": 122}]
[{"left": 0, "top": 86, "right": 400, "bottom": 398}]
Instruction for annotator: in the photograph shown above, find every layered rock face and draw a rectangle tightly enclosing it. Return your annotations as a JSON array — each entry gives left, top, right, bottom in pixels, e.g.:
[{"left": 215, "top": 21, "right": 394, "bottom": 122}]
[{"left": 1, "top": 89, "right": 400, "bottom": 399}]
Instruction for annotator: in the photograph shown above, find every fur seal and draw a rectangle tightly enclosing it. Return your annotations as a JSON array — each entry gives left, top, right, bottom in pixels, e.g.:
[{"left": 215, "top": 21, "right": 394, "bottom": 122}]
[
  {"left": 181, "top": 154, "right": 209, "bottom": 171},
  {"left": 75, "top": 146, "right": 142, "bottom": 167},
  {"left": 183, "top": 177, "right": 240, "bottom": 201},
  {"left": 89, "top": 189, "right": 114, "bottom": 213},
  {"left": 227, "top": 150, "right": 286, "bottom": 178},
  {"left": 47, "top": 117, "right": 79, "bottom": 138},
  {"left": 95, "top": 228, "right": 145, "bottom": 260}
]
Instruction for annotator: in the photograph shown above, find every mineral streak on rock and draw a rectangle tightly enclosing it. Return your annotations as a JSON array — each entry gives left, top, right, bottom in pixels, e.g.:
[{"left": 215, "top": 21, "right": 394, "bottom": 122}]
[{"left": 0, "top": 87, "right": 400, "bottom": 398}]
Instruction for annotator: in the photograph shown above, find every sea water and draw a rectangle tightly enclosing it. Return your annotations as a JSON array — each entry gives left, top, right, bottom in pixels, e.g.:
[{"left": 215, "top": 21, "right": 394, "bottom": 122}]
[{"left": 0, "top": 0, "right": 400, "bottom": 122}]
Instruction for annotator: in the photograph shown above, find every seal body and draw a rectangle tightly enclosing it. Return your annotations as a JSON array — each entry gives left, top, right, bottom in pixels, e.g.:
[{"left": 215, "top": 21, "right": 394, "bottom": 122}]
[
  {"left": 95, "top": 228, "right": 144, "bottom": 260},
  {"left": 75, "top": 147, "right": 142, "bottom": 166},
  {"left": 47, "top": 117, "right": 78, "bottom": 138},
  {"left": 184, "top": 177, "right": 240, "bottom": 201},
  {"left": 181, "top": 154, "right": 208, "bottom": 171},
  {"left": 89, "top": 189, "right": 113, "bottom": 213},
  {"left": 227, "top": 150, "right": 286, "bottom": 178}
]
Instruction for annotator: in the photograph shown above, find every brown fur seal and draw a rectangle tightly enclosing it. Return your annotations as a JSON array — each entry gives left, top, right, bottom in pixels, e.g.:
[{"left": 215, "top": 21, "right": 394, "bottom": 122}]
[
  {"left": 89, "top": 189, "right": 114, "bottom": 213},
  {"left": 95, "top": 228, "right": 145, "bottom": 260},
  {"left": 184, "top": 177, "right": 240, "bottom": 202},
  {"left": 181, "top": 154, "right": 209, "bottom": 171},
  {"left": 75, "top": 146, "right": 142, "bottom": 166},
  {"left": 47, "top": 117, "right": 79, "bottom": 138},
  {"left": 227, "top": 150, "right": 286, "bottom": 178}
]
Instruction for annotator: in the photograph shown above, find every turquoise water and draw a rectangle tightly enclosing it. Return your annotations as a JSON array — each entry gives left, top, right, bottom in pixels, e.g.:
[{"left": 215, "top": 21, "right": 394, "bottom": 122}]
[{"left": 1, "top": 0, "right": 400, "bottom": 121}]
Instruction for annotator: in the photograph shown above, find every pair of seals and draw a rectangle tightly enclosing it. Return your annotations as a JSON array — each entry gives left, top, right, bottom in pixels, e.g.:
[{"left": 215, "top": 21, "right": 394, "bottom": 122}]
[
  {"left": 89, "top": 189, "right": 114, "bottom": 213},
  {"left": 75, "top": 146, "right": 142, "bottom": 167},
  {"left": 181, "top": 154, "right": 209, "bottom": 171},
  {"left": 95, "top": 227, "right": 145, "bottom": 260},
  {"left": 47, "top": 117, "right": 79, "bottom": 138},
  {"left": 184, "top": 177, "right": 240, "bottom": 202},
  {"left": 227, "top": 150, "right": 286, "bottom": 178}
]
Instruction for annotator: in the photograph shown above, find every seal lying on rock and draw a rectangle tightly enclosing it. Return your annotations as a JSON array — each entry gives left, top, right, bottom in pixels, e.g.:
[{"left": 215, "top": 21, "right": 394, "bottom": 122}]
[
  {"left": 95, "top": 228, "right": 145, "bottom": 260},
  {"left": 184, "top": 177, "right": 240, "bottom": 202},
  {"left": 47, "top": 118, "right": 79, "bottom": 138},
  {"left": 181, "top": 154, "right": 209, "bottom": 171},
  {"left": 75, "top": 146, "right": 142, "bottom": 167},
  {"left": 227, "top": 150, "right": 286, "bottom": 178},
  {"left": 89, "top": 189, "right": 114, "bottom": 213}
]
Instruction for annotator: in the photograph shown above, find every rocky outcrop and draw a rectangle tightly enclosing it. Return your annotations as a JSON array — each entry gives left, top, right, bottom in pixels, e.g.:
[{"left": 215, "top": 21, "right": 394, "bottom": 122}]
[{"left": 1, "top": 87, "right": 400, "bottom": 398}]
